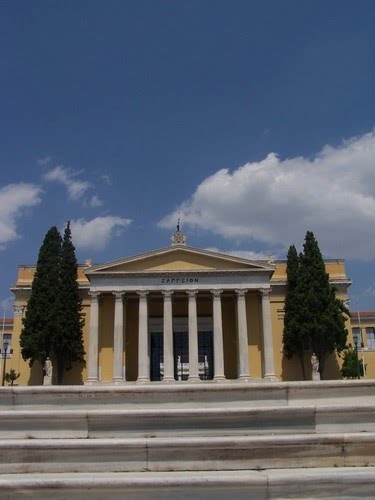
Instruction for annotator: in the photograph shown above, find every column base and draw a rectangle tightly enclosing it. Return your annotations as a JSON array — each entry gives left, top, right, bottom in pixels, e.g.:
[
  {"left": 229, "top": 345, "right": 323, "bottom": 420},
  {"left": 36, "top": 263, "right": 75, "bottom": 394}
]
[
  {"left": 112, "top": 377, "right": 125, "bottom": 385},
  {"left": 214, "top": 375, "right": 227, "bottom": 382},
  {"left": 187, "top": 376, "right": 201, "bottom": 383},
  {"left": 84, "top": 377, "right": 100, "bottom": 385},
  {"left": 162, "top": 376, "right": 176, "bottom": 383},
  {"left": 264, "top": 374, "right": 279, "bottom": 382},
  {"left": 136, "top": 377, "right": 150, "bottom": 384},
  {"left": 238, "top": 375, "right": 252, "bottom": 382}
]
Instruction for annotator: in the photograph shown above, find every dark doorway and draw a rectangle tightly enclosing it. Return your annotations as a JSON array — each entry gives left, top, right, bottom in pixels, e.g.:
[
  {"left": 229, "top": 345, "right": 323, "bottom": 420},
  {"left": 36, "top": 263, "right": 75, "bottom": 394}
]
[
  {"left": 150, "top": 332, "right": 163, "bottom": 381},
  {"left": 150, "top": 329, "right": 214, "bottom": 381},
  {"left": 199, "top": 331, "right": 214, "bottom": 380},
  {"left": 173, "top": 332, "right": 189, "bottom": 380}
]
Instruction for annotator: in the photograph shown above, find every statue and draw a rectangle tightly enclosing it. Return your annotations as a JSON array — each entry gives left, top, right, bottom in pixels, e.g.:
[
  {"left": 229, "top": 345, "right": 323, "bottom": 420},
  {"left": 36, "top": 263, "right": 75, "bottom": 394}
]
[
  {"left": 43, "top": 357, "right": 53, "bottom": 385},
  {"left": 311, "top": 353, "right": 320, "bottom": 381},
  {"left": 171, "top": 215, "right": 187, "bottom": 246}
]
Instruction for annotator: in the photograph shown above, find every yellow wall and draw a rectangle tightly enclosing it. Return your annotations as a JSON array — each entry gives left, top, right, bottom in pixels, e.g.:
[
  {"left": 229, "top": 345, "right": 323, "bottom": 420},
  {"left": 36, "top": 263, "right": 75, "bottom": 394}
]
[{"left": 350, "top": 313, "right": 375, "bottom": 379}]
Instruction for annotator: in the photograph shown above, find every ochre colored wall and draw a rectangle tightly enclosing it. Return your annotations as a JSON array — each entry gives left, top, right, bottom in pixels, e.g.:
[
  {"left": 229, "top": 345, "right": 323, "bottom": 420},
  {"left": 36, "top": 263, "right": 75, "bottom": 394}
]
[
  {"left": 246, "top": 292, "right": 262, "bottom": 379},
  {"left": 350, "top": 314, "right": 375, "bottom": 379}
]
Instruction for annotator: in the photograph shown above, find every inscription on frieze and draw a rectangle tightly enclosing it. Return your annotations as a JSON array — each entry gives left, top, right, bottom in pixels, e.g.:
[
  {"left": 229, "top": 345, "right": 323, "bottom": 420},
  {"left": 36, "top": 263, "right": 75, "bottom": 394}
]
[{"left": 161, "top": 277, "right": 199, "bottom": 284}]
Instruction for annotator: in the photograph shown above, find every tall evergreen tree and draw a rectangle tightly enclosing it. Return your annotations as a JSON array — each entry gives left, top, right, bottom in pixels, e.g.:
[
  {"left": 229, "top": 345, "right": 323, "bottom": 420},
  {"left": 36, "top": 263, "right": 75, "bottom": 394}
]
[
  {"left": 296, "top": 231, "right": 348, "bottom": 378},
  {"left": 282, "top": 245, "right": 307, "bottom": 379},
  {"left": 52, "top": 221, "right": 85, "bottom": 384},
  {"left": 20, "top": 226, "right": 62, "bottom": 380}
]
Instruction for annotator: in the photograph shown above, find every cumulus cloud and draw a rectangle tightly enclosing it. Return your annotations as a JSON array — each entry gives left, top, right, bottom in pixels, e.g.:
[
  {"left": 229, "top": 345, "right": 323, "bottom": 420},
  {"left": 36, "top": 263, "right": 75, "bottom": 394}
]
[
  {"left": 0, "top": 183, "right": 42, "bottom": 249},
  {"left": 69, "top": 216, "right": 132, "bottom": 251},
  {"left": 43, "top": 166, "right": 91, "bottom": 201},
  {"left": 159, "top": 130, "right": 375, "bottom": 260}
]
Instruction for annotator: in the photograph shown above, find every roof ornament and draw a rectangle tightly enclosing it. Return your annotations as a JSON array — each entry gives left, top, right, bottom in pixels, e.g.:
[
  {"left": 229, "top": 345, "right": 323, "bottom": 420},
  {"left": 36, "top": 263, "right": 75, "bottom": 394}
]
[{"left": 171, "top": 212, "right": 187, "bottom": 246}]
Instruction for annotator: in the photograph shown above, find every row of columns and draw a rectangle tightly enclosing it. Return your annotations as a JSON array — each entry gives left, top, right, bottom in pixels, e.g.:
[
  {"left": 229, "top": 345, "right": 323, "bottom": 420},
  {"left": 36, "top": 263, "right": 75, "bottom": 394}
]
[{"left": 86, "top": 288, "right": 276, "bottom": 384}]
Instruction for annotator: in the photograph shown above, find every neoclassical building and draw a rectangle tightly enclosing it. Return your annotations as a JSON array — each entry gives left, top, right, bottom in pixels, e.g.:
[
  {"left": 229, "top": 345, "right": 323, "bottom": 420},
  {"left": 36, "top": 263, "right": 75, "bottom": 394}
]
[{"left": 9, "top": 229, "right": 353, "bottom": 385}]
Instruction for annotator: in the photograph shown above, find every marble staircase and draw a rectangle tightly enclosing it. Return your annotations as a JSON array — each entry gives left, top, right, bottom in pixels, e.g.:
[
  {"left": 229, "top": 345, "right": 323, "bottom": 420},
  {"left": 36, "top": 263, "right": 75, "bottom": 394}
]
[{"left": 0, "top": 380, "right": 375, "bottom": 498}]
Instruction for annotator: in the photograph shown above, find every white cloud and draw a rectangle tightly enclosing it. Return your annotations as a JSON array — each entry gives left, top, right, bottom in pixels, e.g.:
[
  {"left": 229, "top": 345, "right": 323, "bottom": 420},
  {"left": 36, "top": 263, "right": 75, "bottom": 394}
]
[
  {"left": 88, "top": 195, "right": 103, "bottom": 208},
  {"left": 43, "top": 165, "right": 91, "bottom": 201},
  {"left": 69, "top": 216, "right": 132, "bottom": 251},
  {"left": 159, "top": 130, "right": 375, "bottom": 260},
  {"left": 205, "top": 247, "right": 270, "bottom": 261},
  {"left": 37, "top": 155, "right": 51, "bottom": 166},
  {"left": 0, "top": 183, "right": 42, "bottom": 249}
]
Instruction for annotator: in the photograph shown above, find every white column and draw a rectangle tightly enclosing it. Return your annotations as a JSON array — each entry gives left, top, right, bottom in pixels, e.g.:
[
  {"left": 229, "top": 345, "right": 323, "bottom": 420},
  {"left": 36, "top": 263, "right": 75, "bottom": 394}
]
[
  {"left": 235, "top": 289, "right": 250, "bottom": 380},
  {"left": 112, "top": 291, "right": 125, "bottom": 383},
  {"left": 260, "top": 288, "right": 278, "bottom": 381},
  {"left": 162, "top": 290, "right": 174, "bottom": 382},
  {"left": 137, "top": 290, "right": 150, "bottom": 382},
  {"left": 211, "top": 289, "right": 226, "bottom": 381},
  {"left": 187, "top": 290, "right": 200, "bottom": 382},
  {"left": 86, "top": 291, "right": 101, "bottom": 383}
]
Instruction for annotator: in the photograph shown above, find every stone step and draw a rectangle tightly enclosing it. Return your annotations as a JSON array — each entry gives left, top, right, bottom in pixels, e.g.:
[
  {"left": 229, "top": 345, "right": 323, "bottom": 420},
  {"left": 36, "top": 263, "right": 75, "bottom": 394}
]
[
  {"left": 0, "top": 433, "right": 374, "bottom": 474},
  {"left": 0, "top": 468, "right": 374, "bottom": 499},
  {"left": 0, "top": 404, "right": 374, "bottom": 439},
  {"left": 1, "top": 379, "right": 375, "bottom": 410}
]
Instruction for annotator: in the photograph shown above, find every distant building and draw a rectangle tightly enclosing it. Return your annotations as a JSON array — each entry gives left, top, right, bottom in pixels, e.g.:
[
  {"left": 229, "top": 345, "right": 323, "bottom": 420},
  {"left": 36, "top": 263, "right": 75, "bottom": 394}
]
[
  {"left": 350, "top": 311, "right": 375, "bottom": 378},
  {"left": 7, "top": 229, "right": 358, "bottom": 385},
  {"left": 0, "top": 317, "right": 14, "bottom": 357}
]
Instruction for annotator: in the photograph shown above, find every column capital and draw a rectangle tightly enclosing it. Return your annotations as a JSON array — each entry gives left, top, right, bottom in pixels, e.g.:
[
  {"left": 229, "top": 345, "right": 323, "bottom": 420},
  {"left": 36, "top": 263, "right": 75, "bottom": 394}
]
[
  {"left": 112, "top": 291, "right": 125, "bottom": 300},
  {"left": 136, "top": 290, "right": 149, "bottom": 300},
  {"left": 13, "top": 305, "right": 25, "bottom": 316},
  {"left": 88, "top": 291, "right": 101, "bottom": 300},
  {"left": 235, "top": 289, "right": 248, "bottom": 298},
  {"left": 161, "top": 290, "right": 174, "bottom": 299},
  {"left": 259, "top": 288, "right": 271, "bottom": 298},
  {"left": 186, "top": 289, "right": 198, "bottom": 299},
  {"left": 211, "top": 289, "right": 223, "bottom": 298}
]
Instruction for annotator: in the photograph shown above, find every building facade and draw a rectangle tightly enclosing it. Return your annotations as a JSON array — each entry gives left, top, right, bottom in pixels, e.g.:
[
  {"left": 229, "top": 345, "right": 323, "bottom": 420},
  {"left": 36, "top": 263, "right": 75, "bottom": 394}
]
[
  {"left": 350, "top": 311, "right": 375, "bottom": 379},
  {"left": 8, "top": 232, "right": 354, "bottom": 385}
]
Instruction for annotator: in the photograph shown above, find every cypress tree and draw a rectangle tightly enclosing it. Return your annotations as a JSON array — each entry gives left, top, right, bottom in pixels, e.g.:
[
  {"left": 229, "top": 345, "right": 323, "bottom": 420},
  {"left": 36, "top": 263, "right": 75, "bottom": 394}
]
[
  {"left": 296, "top": 231, "right": 348, "bottom": 378},
  {"left": 20, "top": 226, "right": 62, "bottom": 381},
  {"left": 282, "top": 245, "right": 307, "bottom": 379},
  {"left": 52, "top": 221, "right": 85, "bottom": 384}
]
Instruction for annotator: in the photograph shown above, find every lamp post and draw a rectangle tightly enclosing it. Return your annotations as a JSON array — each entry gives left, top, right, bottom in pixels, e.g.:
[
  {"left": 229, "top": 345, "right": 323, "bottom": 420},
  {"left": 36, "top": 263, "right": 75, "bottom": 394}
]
[
  {"left": 362, "top": 346, "right": 366, "bottom": 375},
  {"left": 1, "top": 340, "right": 9, "bottom": 386},
  {"left": 354, "top": 339, "right": 360, "bottom": 380},
  {"left": 356, "top": 299, "right": 366, "bottom": 377}
]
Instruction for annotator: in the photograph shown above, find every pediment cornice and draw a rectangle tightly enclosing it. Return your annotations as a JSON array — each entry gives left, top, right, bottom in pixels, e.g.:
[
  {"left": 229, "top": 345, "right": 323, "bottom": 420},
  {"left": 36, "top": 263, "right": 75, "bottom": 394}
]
[{"left": 85, "top": 244, "right": 275, "bottom": 275}]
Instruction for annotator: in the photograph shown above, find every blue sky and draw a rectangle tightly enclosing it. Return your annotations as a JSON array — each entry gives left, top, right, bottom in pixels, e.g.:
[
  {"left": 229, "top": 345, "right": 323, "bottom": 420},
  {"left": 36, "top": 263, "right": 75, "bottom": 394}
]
[{"left": 1, "top": 0, "right": 374, "bottom": 315}]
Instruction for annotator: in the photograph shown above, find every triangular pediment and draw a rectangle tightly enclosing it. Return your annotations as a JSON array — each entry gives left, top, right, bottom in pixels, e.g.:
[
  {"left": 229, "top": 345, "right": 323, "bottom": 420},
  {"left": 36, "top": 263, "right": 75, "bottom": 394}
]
[{"left": 86, "top": 245, "right": 274, "bottom": 275}]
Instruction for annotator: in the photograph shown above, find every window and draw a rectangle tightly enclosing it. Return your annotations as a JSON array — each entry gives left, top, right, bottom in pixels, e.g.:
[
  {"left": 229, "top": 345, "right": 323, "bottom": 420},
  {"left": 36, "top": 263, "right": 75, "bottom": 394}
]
[
  {"left": 1, "top": 334, "right": 12, "bottom": 358},
  {"left": 366, "top": 327, "right": 375, "bottom": 349},
  {"left": 351, "top": 327, "right": 363, "bottom": 348}
]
